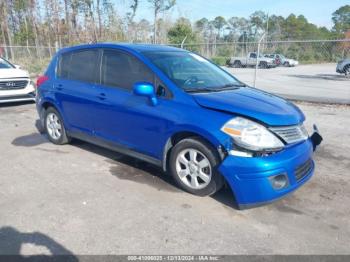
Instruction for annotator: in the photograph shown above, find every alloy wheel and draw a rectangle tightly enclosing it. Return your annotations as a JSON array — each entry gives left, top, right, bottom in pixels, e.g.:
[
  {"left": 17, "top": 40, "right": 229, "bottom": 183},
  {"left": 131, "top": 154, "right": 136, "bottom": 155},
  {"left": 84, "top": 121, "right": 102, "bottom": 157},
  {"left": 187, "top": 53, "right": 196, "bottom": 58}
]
[
  {"left": 46, "top": 112, "right": 62, "bottom": 140},
  {"left": 175, "top": 148, "right": 212, "bottom": 190}
]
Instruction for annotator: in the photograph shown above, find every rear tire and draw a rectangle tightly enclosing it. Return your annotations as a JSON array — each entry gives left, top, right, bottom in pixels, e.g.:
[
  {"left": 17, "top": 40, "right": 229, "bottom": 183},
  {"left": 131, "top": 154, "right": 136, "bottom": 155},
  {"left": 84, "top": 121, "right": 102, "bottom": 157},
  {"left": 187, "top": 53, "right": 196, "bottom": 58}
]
[
  {"left": 169, "top": 137, "right": 224, "bottom": 196},
  {"left": 284, "top": 62, "right": 290, "bottom": 67},
  {"left": 259, "top": 62, "right": 267, "bottom": 69},
  {"left": 233, "top": 60, "right": 242, "bottom": 68},
  {"left": 44, "top": 107, "right": 70, "bottom": 145}
]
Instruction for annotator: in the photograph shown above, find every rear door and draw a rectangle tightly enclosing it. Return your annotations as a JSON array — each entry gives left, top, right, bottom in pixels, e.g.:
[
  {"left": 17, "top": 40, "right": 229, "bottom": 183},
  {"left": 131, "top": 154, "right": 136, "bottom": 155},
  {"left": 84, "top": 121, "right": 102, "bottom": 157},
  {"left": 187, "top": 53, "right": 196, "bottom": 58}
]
[{"left": 55, "top": 49, "right": 99, "bottom": 135}]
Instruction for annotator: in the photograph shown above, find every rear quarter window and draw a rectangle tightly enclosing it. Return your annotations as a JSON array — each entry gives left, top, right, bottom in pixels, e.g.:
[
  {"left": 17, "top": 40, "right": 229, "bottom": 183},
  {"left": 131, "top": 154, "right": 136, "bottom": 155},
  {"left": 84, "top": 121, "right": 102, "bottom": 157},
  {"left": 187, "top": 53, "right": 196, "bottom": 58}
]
[{"left": 57, "top": 52, "right": 71, "bottom": 79}]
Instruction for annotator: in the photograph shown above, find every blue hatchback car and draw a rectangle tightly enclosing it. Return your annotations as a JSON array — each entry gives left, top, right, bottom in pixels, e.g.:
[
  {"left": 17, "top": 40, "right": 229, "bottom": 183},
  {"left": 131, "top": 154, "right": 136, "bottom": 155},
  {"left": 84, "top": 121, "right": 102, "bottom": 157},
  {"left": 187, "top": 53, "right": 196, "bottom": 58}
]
[{"left": 36, "top": 43, "right": 322, "bottom": 209}]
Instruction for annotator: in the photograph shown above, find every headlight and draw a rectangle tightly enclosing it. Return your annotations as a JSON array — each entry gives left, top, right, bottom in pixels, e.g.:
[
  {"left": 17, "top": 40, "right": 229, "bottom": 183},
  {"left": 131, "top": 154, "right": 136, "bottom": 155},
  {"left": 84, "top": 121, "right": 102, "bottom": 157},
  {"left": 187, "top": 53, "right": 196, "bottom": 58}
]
[{"left": 221, "top": 117, "right": 284, "bottom": 152}]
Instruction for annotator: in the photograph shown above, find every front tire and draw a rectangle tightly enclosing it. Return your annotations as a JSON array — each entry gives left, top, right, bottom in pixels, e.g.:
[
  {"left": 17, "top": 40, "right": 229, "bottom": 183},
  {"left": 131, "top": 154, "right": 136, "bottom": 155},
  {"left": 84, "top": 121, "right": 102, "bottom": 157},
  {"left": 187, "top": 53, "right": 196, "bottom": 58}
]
[
  {"left": 169, "top": 137, "right": 224, "bottom": 196},
  {"left": 44, "top": 107, "right": 70, "bottom": 145},
  {"left": 344, "top": 65, "right": 350, "bottom": 77}
]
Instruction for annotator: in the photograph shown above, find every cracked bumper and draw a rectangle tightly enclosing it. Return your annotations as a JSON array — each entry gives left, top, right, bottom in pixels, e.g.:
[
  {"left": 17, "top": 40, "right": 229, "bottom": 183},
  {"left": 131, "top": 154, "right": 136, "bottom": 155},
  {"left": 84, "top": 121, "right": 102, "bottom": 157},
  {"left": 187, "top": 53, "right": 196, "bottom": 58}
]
[{"left": 218, "top": 138, "right": 316, "bottom": 208}]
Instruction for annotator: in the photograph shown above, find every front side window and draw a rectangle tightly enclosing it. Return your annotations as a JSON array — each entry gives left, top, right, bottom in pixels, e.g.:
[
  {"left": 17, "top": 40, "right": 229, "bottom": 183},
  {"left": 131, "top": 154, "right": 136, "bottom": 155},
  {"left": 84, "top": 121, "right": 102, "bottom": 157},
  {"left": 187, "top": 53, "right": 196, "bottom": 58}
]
[
  {"left": 143, "top": 51, "right": 243, "bottom": 92},
  {"left": 101, "top": 49, "right": 154, "bottom": 90},
  {"left": 0, "top": 58, "right": 14, "bottom": 69}
]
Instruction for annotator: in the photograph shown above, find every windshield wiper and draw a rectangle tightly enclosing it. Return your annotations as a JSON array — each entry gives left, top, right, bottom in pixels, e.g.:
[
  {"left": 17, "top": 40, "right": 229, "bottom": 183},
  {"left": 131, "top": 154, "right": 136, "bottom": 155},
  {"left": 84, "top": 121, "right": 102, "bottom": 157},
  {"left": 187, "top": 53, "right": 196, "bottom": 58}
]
[
  {"left": 184, "top": 83, "right": 246, "bottom": 93},
  {"left": 221, "top": 83, "right": 246, "bottom": 88},
  {"left": 184, "top": 87, "right": 220, "bottom": 93}
]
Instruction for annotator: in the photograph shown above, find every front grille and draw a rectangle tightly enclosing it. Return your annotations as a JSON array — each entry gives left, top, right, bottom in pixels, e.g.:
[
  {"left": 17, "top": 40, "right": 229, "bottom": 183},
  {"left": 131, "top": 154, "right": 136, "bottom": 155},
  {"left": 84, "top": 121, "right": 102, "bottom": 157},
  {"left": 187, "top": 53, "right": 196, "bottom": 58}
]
[
  {"left": 270, "top": 124, "right": 308, "bottom": 144},
  {"left": 0, "top": 80, "right": 29, "bottom": 90},
  {"left": 295, "top": 159, "right": 313, "bottom": 181}
]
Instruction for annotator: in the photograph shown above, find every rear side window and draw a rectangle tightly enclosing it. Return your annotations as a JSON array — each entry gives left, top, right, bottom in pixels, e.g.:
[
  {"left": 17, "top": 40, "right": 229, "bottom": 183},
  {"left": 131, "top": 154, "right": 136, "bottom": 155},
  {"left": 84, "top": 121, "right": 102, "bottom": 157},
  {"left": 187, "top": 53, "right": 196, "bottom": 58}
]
[
  {"left": 57, "top": 49, "right": 98, "bottom": 83},
  {"left": 101, "top": 49, "right": 154, "bottom": 90}
]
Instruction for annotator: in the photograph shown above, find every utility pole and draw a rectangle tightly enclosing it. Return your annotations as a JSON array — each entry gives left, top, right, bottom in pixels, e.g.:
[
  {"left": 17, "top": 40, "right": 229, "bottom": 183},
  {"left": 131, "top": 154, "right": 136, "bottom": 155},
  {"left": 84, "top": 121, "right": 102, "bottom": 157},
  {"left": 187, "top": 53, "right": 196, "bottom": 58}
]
[
  {"left": 266, "top": 13, "right": 269, "bottom": 40},
  {"left": 254, "top": 33, "right": 266, "bottom": 88}
]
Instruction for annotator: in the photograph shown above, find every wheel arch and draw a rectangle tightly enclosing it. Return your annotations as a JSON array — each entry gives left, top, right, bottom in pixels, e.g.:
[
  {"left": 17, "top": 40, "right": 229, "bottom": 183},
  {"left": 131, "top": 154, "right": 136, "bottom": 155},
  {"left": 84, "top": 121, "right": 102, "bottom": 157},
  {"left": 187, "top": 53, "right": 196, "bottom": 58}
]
[
  {"left": 162, "top": 130, "right": 227, "bottom": 172},
  {"left": 38, "top": 99, "right": 65, "bottom": 129}
]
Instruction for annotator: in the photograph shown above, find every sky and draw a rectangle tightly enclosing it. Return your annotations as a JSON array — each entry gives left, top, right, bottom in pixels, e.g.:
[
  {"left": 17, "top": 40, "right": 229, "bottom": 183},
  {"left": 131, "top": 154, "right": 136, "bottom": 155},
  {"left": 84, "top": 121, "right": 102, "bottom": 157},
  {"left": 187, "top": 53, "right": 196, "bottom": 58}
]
[{"left": 125, "top": 0, "right": 349, "bottom": 29}]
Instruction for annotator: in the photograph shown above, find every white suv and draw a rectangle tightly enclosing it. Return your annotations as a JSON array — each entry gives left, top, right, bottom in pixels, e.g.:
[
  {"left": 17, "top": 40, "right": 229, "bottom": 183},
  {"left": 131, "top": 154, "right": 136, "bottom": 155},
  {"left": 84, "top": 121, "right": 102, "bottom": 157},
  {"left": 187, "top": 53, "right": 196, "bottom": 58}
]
[{"left": 0, "top": 57, "right": 35, "bottom": 103}]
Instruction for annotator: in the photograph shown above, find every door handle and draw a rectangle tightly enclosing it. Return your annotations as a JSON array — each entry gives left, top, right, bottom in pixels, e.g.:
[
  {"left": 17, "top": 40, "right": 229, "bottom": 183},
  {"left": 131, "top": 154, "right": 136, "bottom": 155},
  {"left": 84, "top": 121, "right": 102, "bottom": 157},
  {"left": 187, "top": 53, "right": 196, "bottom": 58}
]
[{"left": 97, "top": 93, "right": 106, "bottom": 100}]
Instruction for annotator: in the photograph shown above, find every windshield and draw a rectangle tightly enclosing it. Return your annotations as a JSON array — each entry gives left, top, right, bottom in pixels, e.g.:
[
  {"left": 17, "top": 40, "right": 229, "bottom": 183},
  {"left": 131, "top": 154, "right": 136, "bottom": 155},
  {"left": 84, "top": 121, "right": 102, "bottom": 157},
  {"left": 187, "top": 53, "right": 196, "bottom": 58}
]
[
  {"left": 142, "top": 51, "right": 244, "bottom": 92},
  {"left": 0, "top": 58, "right": 14, "bottom": 69}
]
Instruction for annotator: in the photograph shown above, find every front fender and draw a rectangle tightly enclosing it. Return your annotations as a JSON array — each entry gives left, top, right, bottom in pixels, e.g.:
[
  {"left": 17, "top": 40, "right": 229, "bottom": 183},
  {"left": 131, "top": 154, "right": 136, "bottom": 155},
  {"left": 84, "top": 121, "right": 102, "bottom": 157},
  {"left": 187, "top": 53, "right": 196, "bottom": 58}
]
[{"left": 161, "top": 124, "right": 232, "bottom": 171}]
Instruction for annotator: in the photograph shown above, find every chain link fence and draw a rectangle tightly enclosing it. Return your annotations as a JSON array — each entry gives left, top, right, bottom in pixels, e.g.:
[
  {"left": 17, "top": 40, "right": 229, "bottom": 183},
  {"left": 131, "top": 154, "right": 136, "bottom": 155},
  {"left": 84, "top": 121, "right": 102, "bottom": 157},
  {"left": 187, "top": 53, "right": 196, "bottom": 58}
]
[
  {"left": 175, "top": 39, "right": 350, "bottom": 65},
  {"left": 1, "top": 40, "right": 349, "bottom": 103},
  {"left": 0, "top": 46, "right": 56, "bottom": 77},
  {"left": 1, "top": 39, "right": 349, "bottom": 75},
  {"left": 171, "top": 39, "right": 350, "bottom": 103},
  {"left": 179, "top": 39, "right": 349, "bottom": 104}
]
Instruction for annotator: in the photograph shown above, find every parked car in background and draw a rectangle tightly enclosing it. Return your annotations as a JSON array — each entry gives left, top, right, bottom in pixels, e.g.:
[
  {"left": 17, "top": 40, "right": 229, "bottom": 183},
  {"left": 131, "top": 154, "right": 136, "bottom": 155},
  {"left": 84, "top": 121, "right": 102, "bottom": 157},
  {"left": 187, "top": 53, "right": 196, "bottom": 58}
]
[
  {"left": 264, "top": 54, "right": 299, "bottom": 67},
  {"left": 336, "top": 59, "right": 350, "bottom": 76},
  {"left": 228, "top": 52, "right": 277, "bottom": 68},
  {"left": 36, "top": 43, "right": 322, "bottom": 209},
  {"left": 0, "top": 57, "right": 35, "bottom": 103}
]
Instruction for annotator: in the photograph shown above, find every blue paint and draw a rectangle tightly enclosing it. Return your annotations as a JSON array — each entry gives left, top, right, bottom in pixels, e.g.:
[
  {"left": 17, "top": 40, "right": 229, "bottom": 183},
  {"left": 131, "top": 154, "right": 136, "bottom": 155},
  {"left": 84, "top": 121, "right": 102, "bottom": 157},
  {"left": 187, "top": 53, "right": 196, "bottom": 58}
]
[{"left": 36, "top": 43, "right": 319, "bottom": 208}]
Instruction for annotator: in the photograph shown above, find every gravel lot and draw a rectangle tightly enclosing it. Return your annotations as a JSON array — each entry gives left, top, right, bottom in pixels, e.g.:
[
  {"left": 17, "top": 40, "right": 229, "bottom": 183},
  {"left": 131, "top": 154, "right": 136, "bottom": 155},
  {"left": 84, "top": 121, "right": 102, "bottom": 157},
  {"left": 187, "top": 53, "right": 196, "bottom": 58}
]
[
  {"left": 0, "top": 101, "right": 349, "bottom": 255},
  {"left": 225, "top": 63, "right": 350, "bottom": 104}
]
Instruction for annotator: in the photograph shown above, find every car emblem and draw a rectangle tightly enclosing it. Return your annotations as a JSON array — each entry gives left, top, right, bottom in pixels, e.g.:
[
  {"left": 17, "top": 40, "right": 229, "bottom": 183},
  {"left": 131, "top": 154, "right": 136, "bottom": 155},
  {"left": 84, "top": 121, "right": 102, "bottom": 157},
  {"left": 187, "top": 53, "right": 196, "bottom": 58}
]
[{"left": 6, "top": 82, "right": 16, "bottom": 87}]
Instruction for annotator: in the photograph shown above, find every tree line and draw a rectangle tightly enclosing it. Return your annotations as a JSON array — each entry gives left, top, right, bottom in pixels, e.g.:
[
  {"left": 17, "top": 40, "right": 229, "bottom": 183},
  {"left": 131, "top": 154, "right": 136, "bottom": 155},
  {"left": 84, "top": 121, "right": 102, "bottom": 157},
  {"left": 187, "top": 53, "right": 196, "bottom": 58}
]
[{"left": 0, "top": 1, "right": 349, "bottom": 65}]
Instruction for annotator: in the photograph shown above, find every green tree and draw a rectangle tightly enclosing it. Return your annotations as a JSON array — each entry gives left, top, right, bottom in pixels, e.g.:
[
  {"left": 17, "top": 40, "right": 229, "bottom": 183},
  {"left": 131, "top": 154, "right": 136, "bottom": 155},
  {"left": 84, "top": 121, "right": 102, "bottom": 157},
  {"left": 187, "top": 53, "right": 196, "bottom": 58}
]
[
  {"left": 332, "top": 5, "right": 350, "bottom": 35},
  {"left": 250, "top": 11, "right": 268, "bottom": 37},
  {"left": 168, "top": 17, "right": 197, "bottom": 46},
  {"left": 212, "top": 16, "right": 226, "bottom": 38},
  {"left": 195, "top": 18, "right": 209, "bottom": 33}
]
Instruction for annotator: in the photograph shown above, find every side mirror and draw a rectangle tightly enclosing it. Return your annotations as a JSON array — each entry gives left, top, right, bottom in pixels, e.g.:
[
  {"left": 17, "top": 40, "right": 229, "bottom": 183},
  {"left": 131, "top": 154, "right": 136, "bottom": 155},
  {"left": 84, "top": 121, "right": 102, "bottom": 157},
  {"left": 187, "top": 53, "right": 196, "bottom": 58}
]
[
  {"left": 14, "top": 64, "right": 21, "bottom": 69},
  {"left": 133, "top": 82, "right": 158, "bottom": 106}
]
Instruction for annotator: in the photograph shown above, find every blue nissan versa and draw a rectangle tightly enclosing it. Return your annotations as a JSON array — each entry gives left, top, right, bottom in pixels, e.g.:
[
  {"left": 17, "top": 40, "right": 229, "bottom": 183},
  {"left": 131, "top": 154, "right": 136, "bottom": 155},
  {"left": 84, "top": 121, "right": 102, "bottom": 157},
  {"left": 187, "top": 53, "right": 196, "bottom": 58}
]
[{"left": 36, "top": 43, "right": 322, "bottom": 209}]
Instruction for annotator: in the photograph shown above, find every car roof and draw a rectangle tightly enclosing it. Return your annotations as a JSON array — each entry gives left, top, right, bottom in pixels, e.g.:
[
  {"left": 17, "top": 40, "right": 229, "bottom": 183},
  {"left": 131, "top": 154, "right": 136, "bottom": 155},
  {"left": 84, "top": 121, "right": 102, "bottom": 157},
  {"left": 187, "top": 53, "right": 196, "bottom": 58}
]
[{"left": 58, "top": 43, "right": 185, "bottom": 54}]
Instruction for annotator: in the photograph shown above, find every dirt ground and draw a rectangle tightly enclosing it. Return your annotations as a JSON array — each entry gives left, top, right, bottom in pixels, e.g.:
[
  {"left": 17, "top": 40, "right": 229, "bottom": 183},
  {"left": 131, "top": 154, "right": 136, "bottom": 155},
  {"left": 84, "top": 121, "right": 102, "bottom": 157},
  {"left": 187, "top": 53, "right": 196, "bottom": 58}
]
[{"left": 0, "top": 101, "right": 349, "bottom": 255}]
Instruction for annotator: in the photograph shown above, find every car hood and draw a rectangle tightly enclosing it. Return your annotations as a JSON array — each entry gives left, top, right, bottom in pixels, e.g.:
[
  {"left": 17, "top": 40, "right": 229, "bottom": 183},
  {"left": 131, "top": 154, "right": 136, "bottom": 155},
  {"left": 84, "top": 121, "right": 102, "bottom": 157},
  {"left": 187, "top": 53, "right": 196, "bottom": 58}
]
[
  {"left": 192, "top": 87, "right": 305, "bottom": 126},
  {"left": 0, "top": 68, "right": 29, "bottom": 79}
]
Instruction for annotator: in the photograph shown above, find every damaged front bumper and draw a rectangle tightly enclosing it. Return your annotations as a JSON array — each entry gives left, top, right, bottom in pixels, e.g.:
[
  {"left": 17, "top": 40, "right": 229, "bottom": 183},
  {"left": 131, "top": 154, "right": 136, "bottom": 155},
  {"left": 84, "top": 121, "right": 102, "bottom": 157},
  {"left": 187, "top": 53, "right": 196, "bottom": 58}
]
[{"left": 218, "top": 125, "right": 323, "bottom": 209}]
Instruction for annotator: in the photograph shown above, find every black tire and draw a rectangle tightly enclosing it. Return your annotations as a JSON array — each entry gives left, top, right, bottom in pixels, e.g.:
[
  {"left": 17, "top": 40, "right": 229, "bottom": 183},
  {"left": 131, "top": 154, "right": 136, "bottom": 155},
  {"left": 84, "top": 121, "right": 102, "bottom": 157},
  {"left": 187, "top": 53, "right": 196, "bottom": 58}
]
[
  {"left": 259, "top": 61, "right": 267, "bottom": 69},
  {"left": 344, "top": 65, "right": 350, "bottom": 76},
  {"left": 233, "top": 60, "right": 242, "bottom": 68},
  {"left": 284, "top": 62, "right": 290, "bottom": 67},
  {"left": 169, "top": 137, "right": 224, "bottom": 196},
  {"left": 44, "top": 107, "right": 70, "bottom": 145}
]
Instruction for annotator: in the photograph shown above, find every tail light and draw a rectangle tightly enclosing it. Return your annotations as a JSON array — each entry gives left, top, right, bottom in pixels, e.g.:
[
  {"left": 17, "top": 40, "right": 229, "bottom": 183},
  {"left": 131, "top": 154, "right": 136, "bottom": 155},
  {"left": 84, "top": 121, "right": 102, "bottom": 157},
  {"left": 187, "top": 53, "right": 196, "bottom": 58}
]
[{"left": 36, "top": 75, "right": 49, "bottom": 88}]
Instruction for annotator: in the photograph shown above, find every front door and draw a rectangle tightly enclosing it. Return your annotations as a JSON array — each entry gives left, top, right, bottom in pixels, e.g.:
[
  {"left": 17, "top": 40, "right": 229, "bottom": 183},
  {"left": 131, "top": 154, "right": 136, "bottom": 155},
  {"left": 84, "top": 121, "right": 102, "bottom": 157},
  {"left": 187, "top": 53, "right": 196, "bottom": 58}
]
[{"left": 92, "top": 49, "right": 171, "bottom": 160}]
